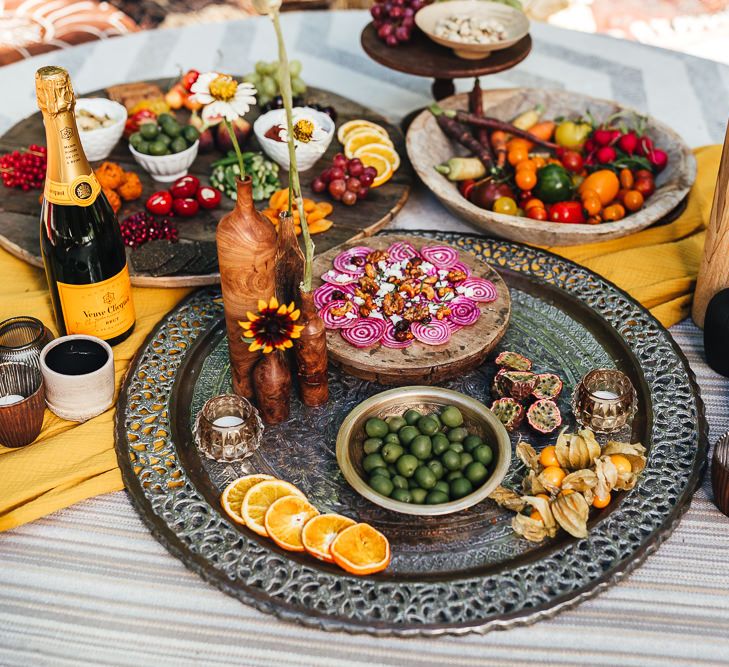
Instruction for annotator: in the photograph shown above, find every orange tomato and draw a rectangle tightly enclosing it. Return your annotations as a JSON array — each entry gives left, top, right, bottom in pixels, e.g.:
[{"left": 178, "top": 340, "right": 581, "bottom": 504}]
[
  {"left": 508, "top": 147, "right": 529, "bottom": 166},
  {"left": 524, "top": 197, "right": 544, "bottom": 211},
  {"left": 580, "top": 187, "right": 599, "bottom": 202},
  {"left": 516, "top": 159, "right": 536, "bottom": 172},
  {"left": 527, "top": 206, "right": 548, "bottom": 221},
  {"left": 586, "top": 215, "right": 602, "bottom": 225},
  {"left": 508, "top": 137, "right": 533, "bottom": 153},
  {"left": 610, "top": 454, "right": 632, "bottom": 474},
  {"left": 623, "top": 189, "right": 644, "bottom": 212},
  {"left": 539, "top": 445, "right": 559, "bottom": 467},
  {"left": 541, "top": 466, "right": 566, "bottom": 488},
  {"left": 583, "top": 195, "right": 601, "bottom": 216},
  {"left": 579, "top": 170, "right": 620, "bottom": 205},
  {"left": 592, "top": 492, "right": 612, "bottom": 509},
  {"left": 603, "top": 203, "right": 626, "bottom": 221},
  {"left": 516, "top": 169, "right": 537, "bottom": 191},
  {"left": 532, "top": 156, "right": 547, "bottom": 169},
  {"left": 619, "top": 168, "right": 634, "bottom": 189}
]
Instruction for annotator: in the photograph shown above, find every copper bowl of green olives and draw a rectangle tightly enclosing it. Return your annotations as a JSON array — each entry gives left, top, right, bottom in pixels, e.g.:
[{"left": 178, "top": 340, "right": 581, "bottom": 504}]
[{"left": 336, "top": 386, "right": 511, "bottom": 516}]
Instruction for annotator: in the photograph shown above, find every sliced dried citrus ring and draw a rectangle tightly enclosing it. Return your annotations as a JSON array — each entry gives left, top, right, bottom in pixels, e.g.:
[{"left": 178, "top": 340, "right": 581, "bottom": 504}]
[
  {"left": 220, "top": 474, "right": 275, "bottom": 525},
  {"left": 301, "top": 513, "right": 356, "bottom": 562},
  {"left": 337, "top": 119, "right": 389, "bottom": 144},
  {"left": 241, "top": 479, "right": 305, "bottom": 536},
  {"left": 353, "top": 143, "right": 400, "bottom": 171},
  {"left": 357, "top": 152, "right": 393, "bottom": 188},
  {"left": 330, "top": 523, "right": 391, "bottom": 575},
  {"left": 344, "top": 129, "right": 394, "bottom": 158},
  {"left": 264, "top": 496, "right": 320, "bottom": 551}
]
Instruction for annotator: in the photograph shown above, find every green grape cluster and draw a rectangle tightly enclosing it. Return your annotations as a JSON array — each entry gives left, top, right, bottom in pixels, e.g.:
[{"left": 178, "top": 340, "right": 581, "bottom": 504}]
[{"left": 243, "top": 60, "right": 306, "bottom": 105}]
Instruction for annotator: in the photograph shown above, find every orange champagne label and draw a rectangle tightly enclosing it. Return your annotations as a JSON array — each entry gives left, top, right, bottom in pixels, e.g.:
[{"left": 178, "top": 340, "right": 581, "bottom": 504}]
[
  {"left": 56, "top": 264, "right": 135, "bottom": 340},
  {"left": 44, "top": 172, "right": 101, "bottom": 207}
]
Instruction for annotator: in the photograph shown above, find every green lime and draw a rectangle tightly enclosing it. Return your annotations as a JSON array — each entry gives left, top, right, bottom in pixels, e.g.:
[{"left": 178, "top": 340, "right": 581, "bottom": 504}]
[
  {"left": 403, "top": 409, "right": 422, "bottom": 426},
  {"left": 363, "top": 437, "right": 382, "bottom": 455},
  {"left": 414, "top": 466, "right": 437, "bottom": 490},
  {"left": 182, "top": 125, "right": 200, "bottom": 143},
  {"left": 170, "top": 137, "right": 188, "bottom": 153},
  {"left": 398, "top": 425, "right": 419, "bottom": 446},
  {"left": 450, "top": 477, "right": 474, "bottom": 499},
  {"left": 161, "top": 121, "right": 181, "bottom": 138},
  {"left": 449, "top": 443, "right": 464, "bottom": 454},
  {"left": 384, "top": 432, "right": 400, "bottom": 445},
  {"left": 139, "top": 122, "right": 159, "bottom": 140},
  {"left": 460, "top": 452, "right": 474, "bottom": 469},
  {"left": 447, "top": 426, "right": 468, "bottom": 443},
  {"left": 432, "top": 433, "right": 450, "bottom": 456},
  {"left": 128, "top": 132, "right": 143, "bottom": 148},
  {"left": 434, "top": 480, "right": 450, "bottom": 497},
  {"left": 396, "top": 454, "right": 419, "bottom": 478},
  {"left": 410, "top": 488, "right": 427, "bottom": 504},
  {"left": 473, "top": 445, "right": 494, "bottom": 467},
  {"left": 446, "top": 471, "right": 463, "bottom": 482},
  {"left": 463, "top": 435, "right": 483, "bottom": 452},
  {"left": 370, "top": 467, "right": 389, "bottom": 479},
  {"left": 156, "top": 113, "right": 175, "bottom": 125},
  {"left": 440, "top": 405, "right": 464, "bottom": 428},
  {"left": 425, "top": 490, "right": 449, "bottom": 505},
  {"left": 370, "top": 475, "right": 393, "bottom": 496},
  {"left": 442, "top": 449, "right": 461, "bottom": 471},
  {"left": 382, "top": 442, "right": 404, "bottom": 463},
  {"left": 410, "top": 435, "right": 432, "bottom": 460},
  {"left": 156, "top": 132, "right": 172, "bottom": 146},
  {"left": 135, "top": 140, "right": 150, "bottom": 154},
  {"left": 363, "top": 453, "right": 386, "bottom": 473},
  {"left": 417, "top": 415, "right": 439, "bottom": 436},
  {"left": 427, "top": 460, "right": 445, "bottom": 480},
  {"left": 392, "top": 475, "right": 408, "bottom": 490},
  {"left": 391, "top": 488, "right": 411, "bottom": 503},
  {"left": 148, "top": 140, "right": 168, "bottom": 156},
  {"left": 365, "top": 418, "right": 389, "bottom": 439},
  {"left": 464, "top": 461, "right": 489, "bottom": 485},
  {"left": 387, "top": 415, "right": 407, "bottom": 433}
]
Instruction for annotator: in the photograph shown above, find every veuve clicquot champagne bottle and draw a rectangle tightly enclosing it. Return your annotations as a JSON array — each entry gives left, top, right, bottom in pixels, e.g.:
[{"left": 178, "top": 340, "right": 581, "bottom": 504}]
[{"left": 36, "top": 66, "right": 135, "bottom": 346}]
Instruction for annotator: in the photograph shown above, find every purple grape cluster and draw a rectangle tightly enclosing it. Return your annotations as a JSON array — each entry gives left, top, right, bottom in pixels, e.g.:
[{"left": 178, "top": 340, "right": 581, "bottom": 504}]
[{"left": 370, "top": 0, "right": 428, "bottom": 46}]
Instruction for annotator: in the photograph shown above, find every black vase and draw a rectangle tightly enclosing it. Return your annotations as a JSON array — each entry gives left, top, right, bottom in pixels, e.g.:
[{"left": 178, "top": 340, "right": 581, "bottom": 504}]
[{"left": 703, "top": 288, "right": 729, "bottom": 377}]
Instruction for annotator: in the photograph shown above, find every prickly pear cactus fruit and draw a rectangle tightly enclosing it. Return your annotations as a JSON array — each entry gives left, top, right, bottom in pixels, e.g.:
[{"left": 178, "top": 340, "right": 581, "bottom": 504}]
[
  {"left": 491, "top": 397, "right": 526, "bottom": 431},
  {"left": 495, "top": 350, "right": 532, "bottom": 372},
  {"left": 531, "top": 373, "right": 564, "bottom": 400},
  {"left": 493, "top": 369, "right": 537, "bottom": 401},
  {"left": 526, "top": 399, "right": 562, "bottom": 434}
]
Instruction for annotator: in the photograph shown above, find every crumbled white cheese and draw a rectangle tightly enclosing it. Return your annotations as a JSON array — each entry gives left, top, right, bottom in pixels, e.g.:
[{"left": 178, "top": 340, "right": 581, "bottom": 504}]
[{"left": 390, "top": 314, "right": 403, "bottom": 325}]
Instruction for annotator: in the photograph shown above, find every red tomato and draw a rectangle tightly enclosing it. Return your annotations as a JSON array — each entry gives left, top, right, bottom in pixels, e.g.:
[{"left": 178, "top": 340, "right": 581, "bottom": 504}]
[
  {"left": 146, "top": 191, "right": 173, "bottom": 215},
  {"left": 549, "top": 201, "right": 585, "bottom": 224},
  {"left": 526, "top": 206, "right": 547, "bottom": 221},
  {"left": 634, "top": 178, "right": 655, "bottom": 198},
  {"left": 458, "top": 178, "right": 476, "bottom": 200},
  {"left": 560, "top": 150, "right": 584, "bottom": 173}
]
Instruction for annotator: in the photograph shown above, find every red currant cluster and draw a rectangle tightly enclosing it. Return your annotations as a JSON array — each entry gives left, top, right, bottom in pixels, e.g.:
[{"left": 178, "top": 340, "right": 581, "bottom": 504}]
[
  {"left": 311, "top": 154, "right": 378, "bottom": 206},
  {"left": 1, "top": 144, "right": 47, "bottom": 190},
  {"left": 370, "top": 0, "right": 428, "bottom": 46},
  {"left": 120, "top": 211, "right": 179, "bottom": 248}
]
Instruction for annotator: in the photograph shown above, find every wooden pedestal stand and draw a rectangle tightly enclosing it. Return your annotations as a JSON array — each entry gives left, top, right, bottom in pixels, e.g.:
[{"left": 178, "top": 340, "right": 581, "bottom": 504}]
[{"left": 692, "top": 121, "right": 729, "bottom": 328}]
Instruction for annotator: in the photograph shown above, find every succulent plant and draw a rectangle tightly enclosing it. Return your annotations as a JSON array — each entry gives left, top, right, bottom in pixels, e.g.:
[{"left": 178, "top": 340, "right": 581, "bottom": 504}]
[
  {"left": 493, "top": 369, "right": 537, "bottom": 401},
  {"left": 531, "top": 372, "right": 563, "bottom": 400},
  {"left": 526, "top": 398, "right": 562, "bottom": 434},
  {"left": 491, "top": 397, "right": 525, "bottom": 431},
  {"left": 495, "top": 350, "right": 533, "bottom": 371}
]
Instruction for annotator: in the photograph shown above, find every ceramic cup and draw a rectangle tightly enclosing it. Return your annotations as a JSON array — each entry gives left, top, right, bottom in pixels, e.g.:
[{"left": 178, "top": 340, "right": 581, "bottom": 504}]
[
  {"left": 0, "top": 362, "right": 45, "bottom": 448},
  {"left": 39, "top": 335, "right": 115, "bottom": 422}
]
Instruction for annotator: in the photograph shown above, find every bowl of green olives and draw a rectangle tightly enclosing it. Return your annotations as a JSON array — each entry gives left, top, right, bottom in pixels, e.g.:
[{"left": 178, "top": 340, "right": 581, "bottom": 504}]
[{"left": 336, "top": 386, "right": 511, "bottom": 516}]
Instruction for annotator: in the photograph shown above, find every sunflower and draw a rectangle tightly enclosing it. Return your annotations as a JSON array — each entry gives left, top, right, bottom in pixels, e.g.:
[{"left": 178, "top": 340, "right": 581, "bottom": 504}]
[
  {"left": 190, "top": 72, "right": 257, "bottom": 126},
  {"left": 239, "top": 297, "right": 304, "bottom": 353}
]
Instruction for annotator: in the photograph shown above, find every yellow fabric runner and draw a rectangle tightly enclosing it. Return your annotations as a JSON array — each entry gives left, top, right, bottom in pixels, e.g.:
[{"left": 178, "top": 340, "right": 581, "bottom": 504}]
[{"left": 0, "top": 145, "right": 719, "bottom": 531}]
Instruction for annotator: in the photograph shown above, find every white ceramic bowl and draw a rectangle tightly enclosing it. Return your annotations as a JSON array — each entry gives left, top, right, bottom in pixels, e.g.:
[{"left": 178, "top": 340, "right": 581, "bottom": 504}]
[
  {"left": 415, "top": 1, "right": 529, "bottom": 60},
  {"left": 129, "top": 140, "right": 199, "bottom": 183},
  {"left": 253, "top": 107, "right": 334, "bottom": 172},
  {"left": 75, "top": 98, "right": 127, "bottom": 161}
]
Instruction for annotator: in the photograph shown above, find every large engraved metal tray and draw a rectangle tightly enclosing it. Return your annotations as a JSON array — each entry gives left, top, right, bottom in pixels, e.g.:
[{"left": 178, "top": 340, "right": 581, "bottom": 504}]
[{"left": 115, "top": 232, "right": 707, "bottom": 635}]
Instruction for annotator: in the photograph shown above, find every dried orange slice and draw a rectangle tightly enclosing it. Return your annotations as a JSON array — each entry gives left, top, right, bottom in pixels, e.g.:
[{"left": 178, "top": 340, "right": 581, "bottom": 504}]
[
  {"left": 337, "top": 119, "right": 389, "bottom": 144},
  {"left": 220, "top": 474, "right": 275, "bottom": 525},
  {"left": 241, "top": 479, "right": 305, "bottom": 536},
  {"left": 343, "top": 129, "right": 393, "bottom": 158},
  {"left": 357, "top": 152, "right": 393, "bottom": 188},
  {"left": 353, "top": 143, "right": 400, "bottom": 171},
  {"left": 301, "top": 513, "right": 356, "bottom": 562},
  {"left": 264, "top": 495, "right": 320, "bottom": 551},
  {"left": 330, "top": 523, "right": 391, "bottom": 575}
]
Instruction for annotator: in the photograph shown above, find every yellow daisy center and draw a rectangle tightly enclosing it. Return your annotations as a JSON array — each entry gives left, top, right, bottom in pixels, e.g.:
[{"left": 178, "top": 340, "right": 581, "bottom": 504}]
[
  {"left": 293, "top": 119, "right": 315, "bottom": 143},
  {"left": 209, "top": 75, "right": 238, "bottom": 102}
]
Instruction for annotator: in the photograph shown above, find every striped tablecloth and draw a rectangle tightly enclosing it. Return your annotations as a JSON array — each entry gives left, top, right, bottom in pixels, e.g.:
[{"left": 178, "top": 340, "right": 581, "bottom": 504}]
[{"left": 1, "top": 11, "right": 729, "bottom": 665}]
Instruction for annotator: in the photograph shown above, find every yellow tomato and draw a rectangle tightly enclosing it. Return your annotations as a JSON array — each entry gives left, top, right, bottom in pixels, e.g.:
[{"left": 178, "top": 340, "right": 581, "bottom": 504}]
[{"left": 579, "top": 170, "right": 620, "bottom": 206}]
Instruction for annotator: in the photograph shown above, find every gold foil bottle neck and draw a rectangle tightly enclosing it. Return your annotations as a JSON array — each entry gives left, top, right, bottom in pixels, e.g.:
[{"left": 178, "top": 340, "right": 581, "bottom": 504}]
[{"left": 35, "top": 66, "right": 75, "bottom": 116}]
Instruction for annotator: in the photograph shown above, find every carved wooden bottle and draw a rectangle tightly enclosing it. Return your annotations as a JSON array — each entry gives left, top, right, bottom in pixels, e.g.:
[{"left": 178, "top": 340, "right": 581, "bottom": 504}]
[
  {"left": 216, "top": 177, "right": 277, "bottom": 397},
  {"left": 294, "top": 290, "right": 329, "bottom": 406}
]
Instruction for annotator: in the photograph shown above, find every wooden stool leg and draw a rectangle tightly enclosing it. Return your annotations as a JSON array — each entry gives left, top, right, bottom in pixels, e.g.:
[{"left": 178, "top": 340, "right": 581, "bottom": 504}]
[{"left": 692, "top": 120, "right": 729, "bottom": 329}]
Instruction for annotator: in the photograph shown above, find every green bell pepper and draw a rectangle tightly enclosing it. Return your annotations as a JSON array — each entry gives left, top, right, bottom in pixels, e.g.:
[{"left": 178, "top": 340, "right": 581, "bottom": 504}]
[{"left": 533, "top": 164, "right": 574, "bottom": 204}]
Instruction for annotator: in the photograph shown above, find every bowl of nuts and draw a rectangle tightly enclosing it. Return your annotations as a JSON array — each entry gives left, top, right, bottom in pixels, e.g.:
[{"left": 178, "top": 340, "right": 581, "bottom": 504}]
[{"left": 415, "top": 0, "right": 529, "bottom": 60}]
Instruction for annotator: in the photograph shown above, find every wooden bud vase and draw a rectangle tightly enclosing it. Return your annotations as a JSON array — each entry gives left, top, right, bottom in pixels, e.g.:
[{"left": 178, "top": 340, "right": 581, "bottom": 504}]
[
  {"left": 216, "top": 177, "right": 277, "bottom": 398},
  {"left": 294, "top": 289, "right": 329, "bottom": 407},
  {"left": 253, "top": 351, "right": 291, "bottom": 424}
]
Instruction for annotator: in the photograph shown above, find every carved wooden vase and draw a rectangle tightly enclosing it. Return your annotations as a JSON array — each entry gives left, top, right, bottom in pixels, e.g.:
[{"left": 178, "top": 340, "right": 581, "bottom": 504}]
[
  {"left": 294, "top": 289, "right": 329, "bottom": 407},
  {"left": 216, "top": 177, "right": 277, "bottom": 398},
  {"left": 253, "top": 351, "right": 291, "bottom": 425}
]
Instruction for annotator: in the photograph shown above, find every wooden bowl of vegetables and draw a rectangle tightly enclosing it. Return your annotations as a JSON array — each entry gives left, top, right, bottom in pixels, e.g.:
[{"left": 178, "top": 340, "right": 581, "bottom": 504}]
[{"left": 406, "top": 87, "right": 696, "bottom": 246}]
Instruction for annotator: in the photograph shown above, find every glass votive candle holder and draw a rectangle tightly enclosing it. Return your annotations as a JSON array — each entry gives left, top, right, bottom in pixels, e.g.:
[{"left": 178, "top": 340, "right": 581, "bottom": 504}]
[
  {"left": 0, "top": 362, "right": 45, "bottom": 448},
  {"left": 194, "top": 394, "right": 264, "bottom": 462},
  {"left": 0, "top": 316, "right": 54, "bottom": 370},
  {"left": 571, "top": 368, "right": 637, "bottom": 433}
]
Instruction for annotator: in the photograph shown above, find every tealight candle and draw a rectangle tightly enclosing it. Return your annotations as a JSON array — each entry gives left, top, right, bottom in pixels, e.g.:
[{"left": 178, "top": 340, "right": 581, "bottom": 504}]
[
  {"left": 213, "top": 415, "right": 245, "bottom": 428},
  {"left": 0, "top": 393, "right": 24, "bottom": 406},
  {"left": 572, "top": 369, "right": 637, "bottom": 433},
  {"left": 591, "top": 389, "right": 618, "bottom": 400},
  {"left": 194, "top": 394, "right": 264, "bottom": 462}
]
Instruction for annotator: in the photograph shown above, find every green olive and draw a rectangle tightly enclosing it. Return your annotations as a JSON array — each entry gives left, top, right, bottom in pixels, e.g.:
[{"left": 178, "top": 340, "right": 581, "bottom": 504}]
[
  {"left": 460, "top": 452, "right": 474, "bottom": 469},
  {"left": 391, "top": 488, "right": 412, "bottom": 503},
  {"left": 442, "top": 449, "right": 461, "bottom": 471},
  {"left": 447, "top": 426, "right": 468, "bottom": 443},
  {"left": 449, "top": 443, "right": 464, "bottom": 454},
  {"left": 434, "top": 480, "right": 450, "bottom": 497},
  {"left": 450, "top": 477, "right": 474, "bottom": 499},
  {"left": 363, "top": 453, "right": 386, "bottom": 473},
  {"left": 392, "top": 474, "right": 408, "bottom": 490},
  {"left": 387, "top": 463, "right": 398, "bottom": 475},
  {"left": 432, "top": 433, "right": 450, "bottom": 456},
  {"left": 384, "top": 432, "right": 400, "bottom": 445},
  {"left": 408, "top": 477, "right": 420, "bottom": 489},
  {"left": 410, "top": 435, "right": 432, "bottom": 460},
  {"left": 396, "top": 454, "right": 419, "bottom": 478},
  {"left": 369, "top": 475, "right": 394, "bottom": 497},
  {"left": 363, "top": 437, "right": 383, "bottom": 455},
  {"left": 370, "top": 467, "right": 389, "bottom": 479},
  {"left": 440, "top": 405, "right": 464, "bottom": 428},
  {"left": 414, "top": 466, "right": 437, "bottom": 490},
  {"left": 365, "top": 417, "right": 389, "bottom": 439},
  {"left": 430, "top": 412, "right": 443, "bottom": 430},
  {"left": 403, "top": 409, "right": 422, "bottom": 425},
  {"left": 463, "top": 435, "right": 483, "bottom": 452},
  {"left": 446, "top": 471, "right": 463, "bottom": 482},
  {"left": 416, "top": 415, "right": 439, "bottom": 436},
  {"left": 398, "top": 425, "right": 419, "bottom": 446},
  {"left": 410, "top": 488, "right": 427, "bottom": 504},
  {"left": 473, "top": 444, "right": 494, "bottom": 467},
  {"left": 427, "top": 459, "right": 445, "bottom": 480},
  {"left": 464, "top": 461, "right": 489, "bottom": 485},
  {"left": 387, "top": 415, "right": 407, "bottom": 433},
  {"left": 425, "top": 490, "right": 449, "bottom": 505},
  {"left": 382, "top": 443, "right": 405, "bottom": 463}
]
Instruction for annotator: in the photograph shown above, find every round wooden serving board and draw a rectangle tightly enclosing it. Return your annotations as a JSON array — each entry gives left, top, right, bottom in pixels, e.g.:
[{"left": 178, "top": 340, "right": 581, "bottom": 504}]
[
  {"left": 0, "top": 81, "right": 411, "bottom": 287},
  {"left": 407, "top": 88, "right": 696, "bottom": 246},
  {"left": 312, "top": 234, "right": 510, "bottom": 385}
]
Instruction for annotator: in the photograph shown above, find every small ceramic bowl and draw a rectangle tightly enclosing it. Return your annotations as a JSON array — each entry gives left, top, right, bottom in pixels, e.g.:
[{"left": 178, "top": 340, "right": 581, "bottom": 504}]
[
  {"left": 129, "top": 140, "right": 199, "bottom": 183},
  {"left": 415, "top": 1, "right": 530, "bottom": 60},
  {"left": 253, "top": 107, "right": 334, "bottom": 172},
  {"left": 75, "top": 98, "right": 127, "bottom": 161},
  {"left": 336, "top": 386, "right": 511, "bottom": 516}
]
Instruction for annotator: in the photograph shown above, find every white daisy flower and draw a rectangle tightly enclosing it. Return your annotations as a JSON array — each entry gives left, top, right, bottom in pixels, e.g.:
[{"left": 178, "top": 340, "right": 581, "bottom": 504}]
[
  {"left": 190, "top": 72, "right": 257, "bottom": 126},
  {"left": 276, "top": 111, "right": 330, "bottom": 145}
]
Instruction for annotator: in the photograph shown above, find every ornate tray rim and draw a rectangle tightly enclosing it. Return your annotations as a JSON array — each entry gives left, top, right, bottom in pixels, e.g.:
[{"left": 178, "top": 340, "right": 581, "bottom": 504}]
[{"left": 114, "top": 231, "right": 708, "bottom": 636}]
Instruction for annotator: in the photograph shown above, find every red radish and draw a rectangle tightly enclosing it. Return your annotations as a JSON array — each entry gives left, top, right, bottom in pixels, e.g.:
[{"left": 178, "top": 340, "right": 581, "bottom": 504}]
[
  {"left": 172, "top": 197, "right": 199, "bottom": 217},
  {"left": 617, "top": 131, "right": 638, "bottom": 155},
  {"left": 637, "top": 135, "right": 653, "bottom": 156},
  {"left": 596, "top": 146, "right": 617, "bottom": 163},
  {"left": 170, "top": 175, "right": 200, "bottom": 199},
  {"left": 196, "top": 185, "right": 221, "bottom": 209},
  {"left": 146, "top": 191, "right": 173, "bottom": 215},
  {"left": 649, "top": 149, "right": 668, "bottom": 172},
  {"left": 583, "top": 138, "right": 595, "bottom": 153},
  {"left": 592, "top": 127, "right": 614, "bottom": 146}
]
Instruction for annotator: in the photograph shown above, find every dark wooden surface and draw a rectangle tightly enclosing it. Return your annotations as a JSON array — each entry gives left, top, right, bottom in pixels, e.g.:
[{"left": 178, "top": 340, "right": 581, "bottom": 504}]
[{"left": 0, "top": 81, "right": 412, "bottom": 288}]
